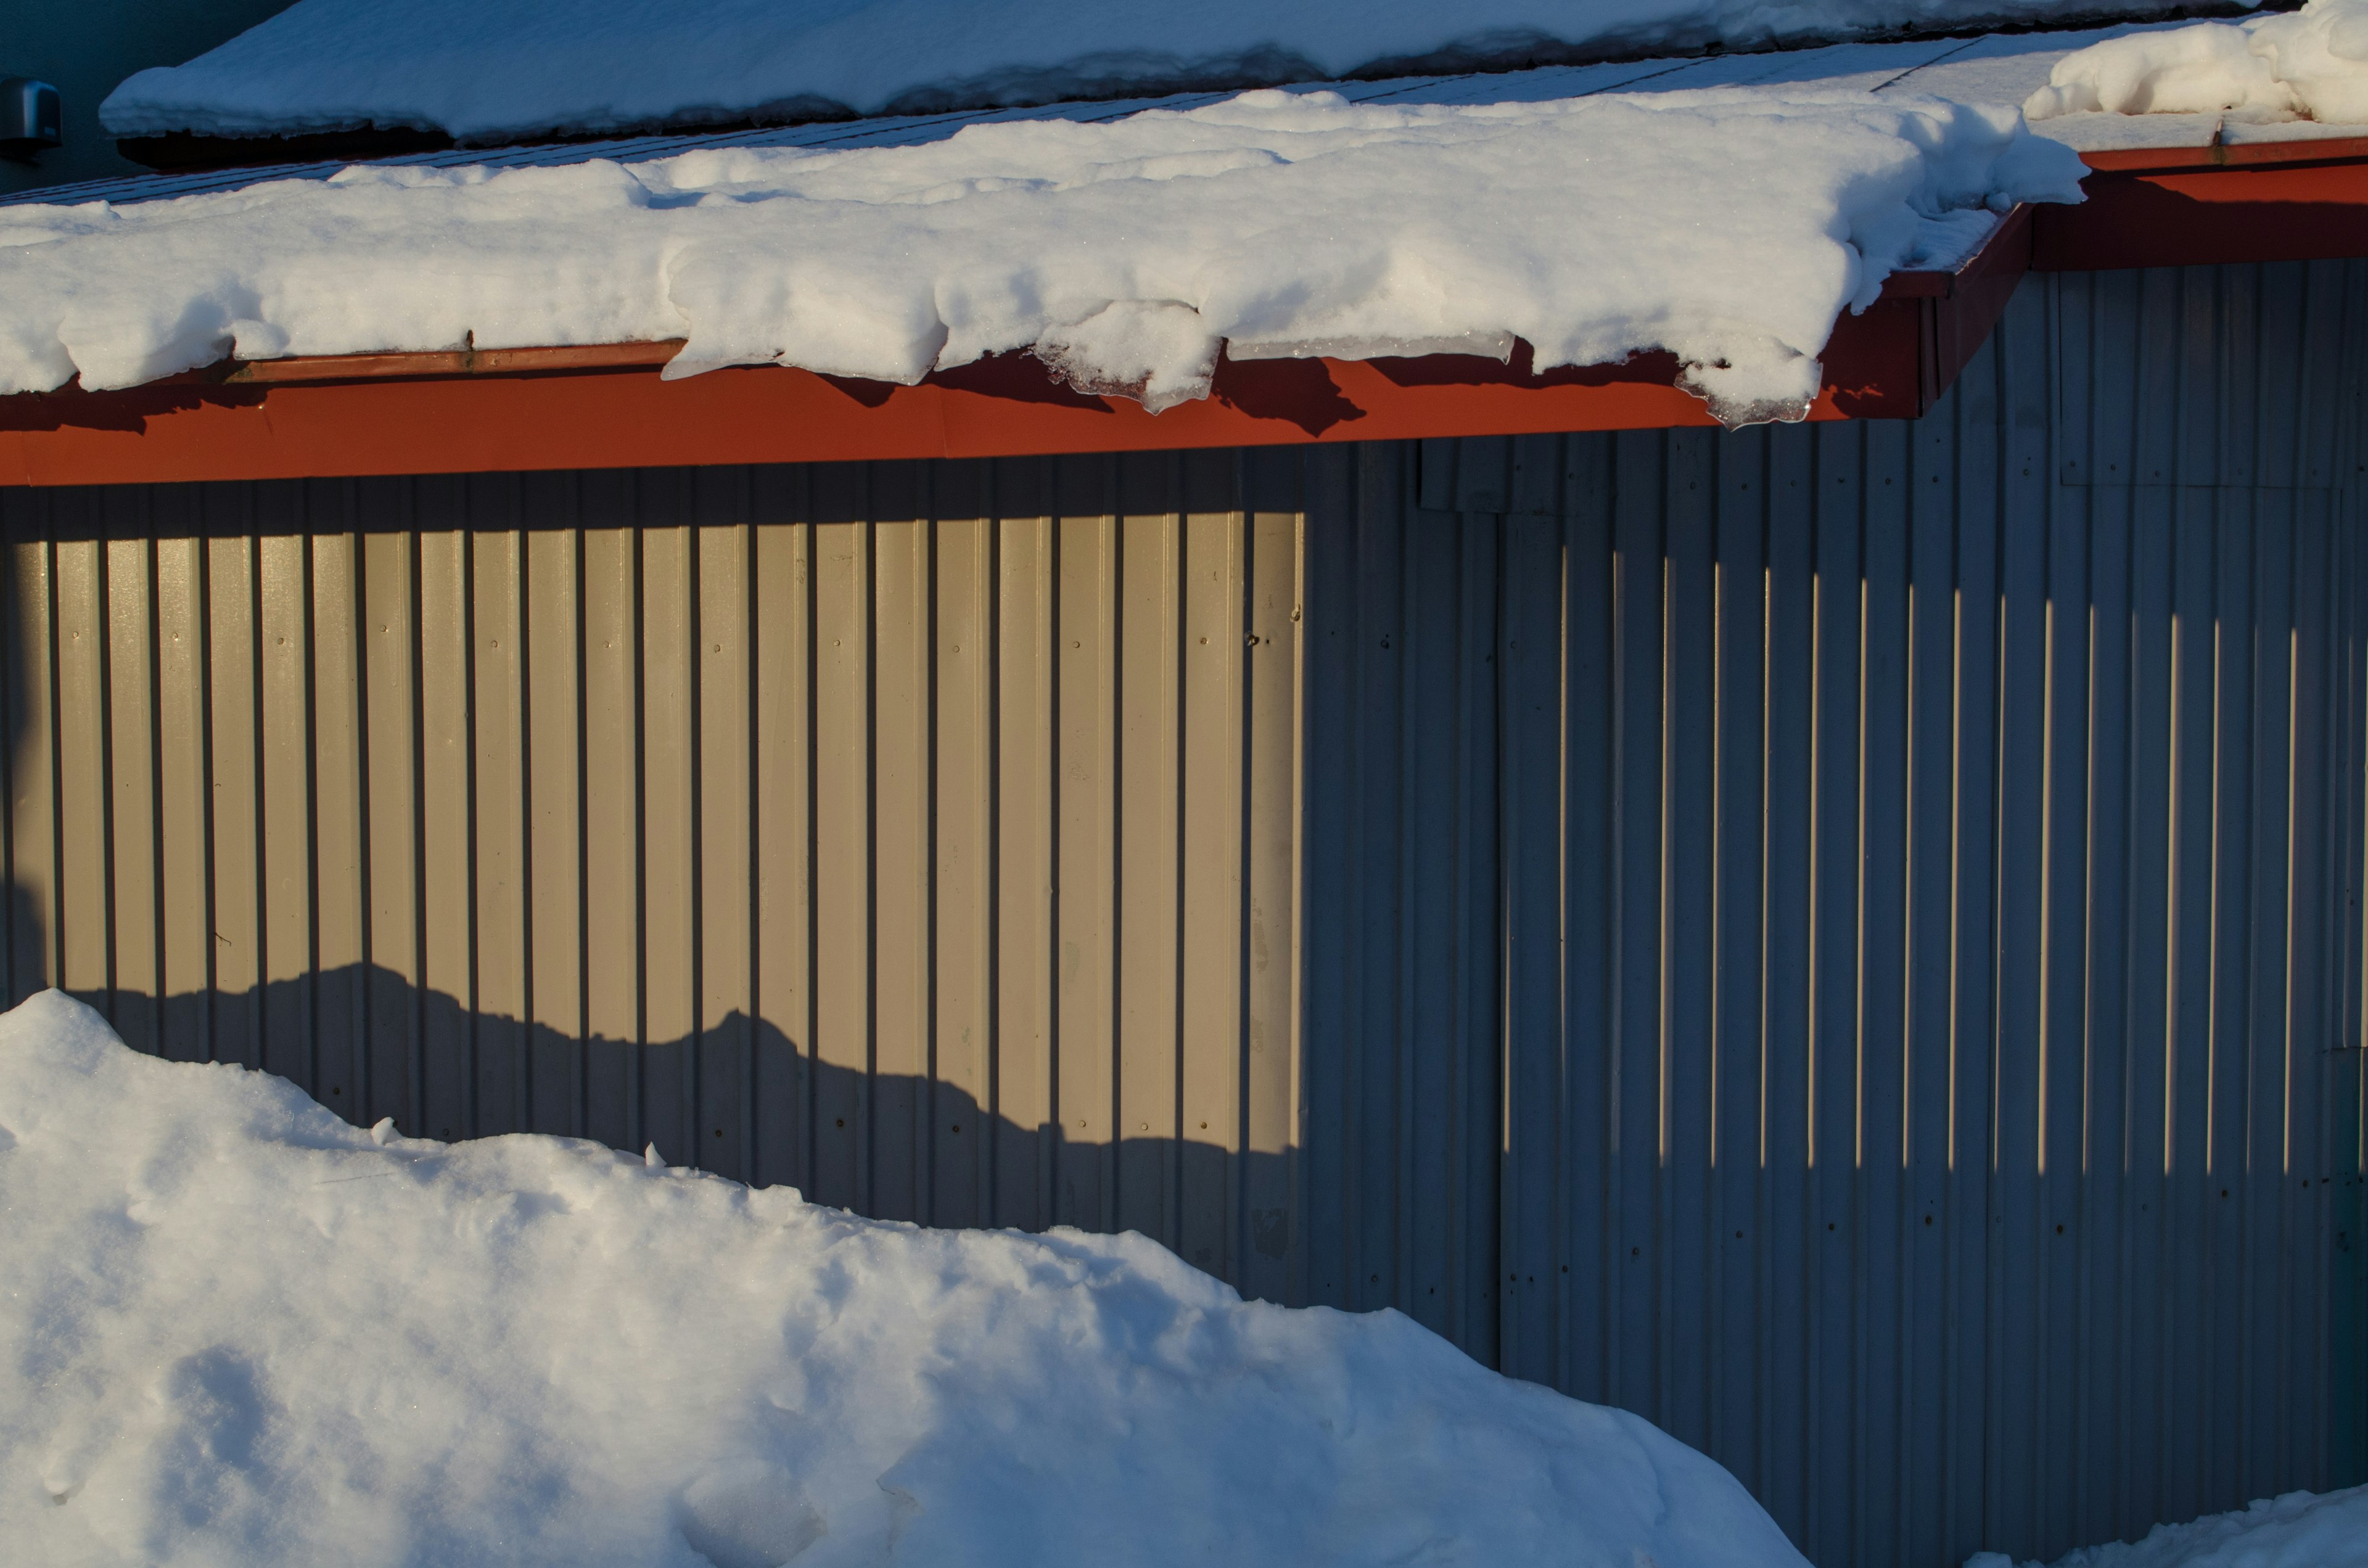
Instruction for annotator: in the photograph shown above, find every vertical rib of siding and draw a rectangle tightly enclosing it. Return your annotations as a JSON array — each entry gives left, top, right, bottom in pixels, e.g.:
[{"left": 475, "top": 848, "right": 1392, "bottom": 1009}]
[
  {"left": 1114, "top": 453, "right": 1181, "bottom": 1249},
  {"left": 308, "top": 495, "right": 364, "bottom": 1122},
  {"left": 1762, "top": 429, "right": 1817, "bottom": 1543},
  {"left": 1177, "top": 449, "right": 1244, "bottom": 1281},
  {"left": 416, "top": 494, "right": 474, "bottom": 1141},
  {"left": 694, "top": 470, "right": 754, "bottom": 1183},
  {"left": 468, "top": 482, "right": 526, "bottom": 1139},
  {"left": 1498, "top": 482, "right": 1564, "bottom": 1382},
  {"left": 205, "top": 509, "right": 263, "bottom": 1071},
  {"left": 2123, "top": 473, "right": 2177, "bottom": 1537},
  {"left": 358, "top": 508, "right": 418, "bottom": 1128},
  {"left": 1563, "top": 433, "right": 1619, "bottom": 1406},
  {"left": 2044, "top": 392, "right": 2097, "bottom": 1562},
  {"left": 2081, "top": 470, "right": 2137, "bottom": 1553},
  {"left": 1859, "top": 421, "right": 1914, "bottom": 1568},
  {"left": 1904, "top": 383, "right": 1958, "bottom": 1568},
  {"left": 579, "top": 474, "right": 642, "bottom": 1149},
  {"left": 1241, "top": 453, "right": 1306, "bottom": 1310},
  {"left": 870, "top": 464, "right": 929, "bottom": 1221},
  {"left": 1299, "top": 445, "right": 1355, "bottom": 1313},
  {"left": 994, "top": 461, "right": 1056, "bottom": 1231},
  {"left": 750, "top": 465, "right": 811, "bottom": 1192},
  {"left": 931, "top": 460, "right": 993, "bottom": 1228},
  {"left": 1613, "top": 430, "right": 1666, "bottom": 1423},
  {"left": 522, "top": 478, "right": 584, "bottom": 1137},
  {"left": 101, "top": 498, "right": 159, "bottom": 1056},
  {"left": 52, "top": 508, "right": 107, "bottom": 1015},
  {"left": 1992, "top": 366, "right": 2049, "bottom": 1553},
  {"left": 2245, "top": 485, "right": 2298, "bottom": 1503},
  {"left": 2208, "top": 486, "right": 2259, "bottom": 1519},
  {"left": 1955, "top": 316, "right": 2016, "bottom": 1568},
  {"left": 255, "top": 516, "right": 314, "bottom": 1091},
  {"left": 1710, "top": 427, "right": 1768, "bottom": 1490},
  {"left": 1054, "top": 458, "right": 1117, "bottom": 1233},
  {"left": 1663, "top": 429, "right": 1716, "bottom": 1453},
  {"left": 2, "top": 507, "right": 57, "bottom": 1003},
  {"left": 2164, "top": 482, "right": 2216, "bottom": 1519},
  {"left": 153, "top": 523, "right": 208, "bottom": 1063},
  {"left": 2287, "top": 482, "right": 2338, "bottom": 1490},
  {"left": 639, "top": 472, "right": 697, "bottom": 1160},
  {"left": 808, "top": 464, "right": 870, "bottom": 1209}
]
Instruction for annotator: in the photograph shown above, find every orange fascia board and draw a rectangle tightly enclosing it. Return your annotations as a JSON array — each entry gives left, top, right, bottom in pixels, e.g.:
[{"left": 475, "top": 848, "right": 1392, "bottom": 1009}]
[
  {"left": 2, "top": 205, "right": 2025, "bottom": 487},
  {"left": 2036, "top": 139, "right": 2368, "bottom": 270}
]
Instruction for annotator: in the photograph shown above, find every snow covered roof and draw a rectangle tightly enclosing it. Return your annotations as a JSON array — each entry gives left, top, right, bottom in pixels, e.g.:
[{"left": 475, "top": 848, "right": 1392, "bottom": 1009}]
[
  {"left": 12, "top": 17, "right": 2368, "bottom": 435},
  {"left": 97, "top": 0, "right": 2219, "bottom": 147}
]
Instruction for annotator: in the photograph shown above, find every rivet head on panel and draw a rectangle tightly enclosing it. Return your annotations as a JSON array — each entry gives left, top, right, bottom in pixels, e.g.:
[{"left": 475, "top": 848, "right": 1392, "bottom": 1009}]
[
  {"left": 1072, "top": 640, "right": 1081, "bottom": 649},
  {"left": 1199, "top": 636, "right": 1208, "bottom": 645},
  {"left": 1199, "top": 1121, "right": 1208, "bottom": 1130},
  {"left": 1244, "top": 633, "right": 1257, "bottom": 646},
  {"left": 1078, "top": 1119, "right": 1087, "bottom": 1129},
  {"left": 1139, "top": 1122, "right": 1148, "bottom": 1131}
]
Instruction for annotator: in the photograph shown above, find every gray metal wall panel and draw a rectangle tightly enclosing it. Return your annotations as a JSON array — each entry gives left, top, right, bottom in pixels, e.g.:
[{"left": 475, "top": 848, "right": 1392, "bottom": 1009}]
[
  {"left": 1378, "top": 266, "right": 2368, "bottom": 1568},
  {"left": 1, "top": 261, "right": 2362, "bottom": 1568}
]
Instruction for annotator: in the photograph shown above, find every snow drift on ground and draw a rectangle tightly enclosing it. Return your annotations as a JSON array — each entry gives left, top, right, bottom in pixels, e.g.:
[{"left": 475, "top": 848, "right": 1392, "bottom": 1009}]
[
  {"left": 0, "top": 991, "right": 1811, "bottom": 1568},
  {"left": 101, "top": 0, "right": 2224, "bottom": 144},
  {"left": 2027, "top": 0, "right": 2368, "bottom": 123},
  {"left": 0, "top": 86, "right": 2084, "bottom": 426},
  {"left": 1967, "top": 1485, "right": 2368, "bottom": 1568}
]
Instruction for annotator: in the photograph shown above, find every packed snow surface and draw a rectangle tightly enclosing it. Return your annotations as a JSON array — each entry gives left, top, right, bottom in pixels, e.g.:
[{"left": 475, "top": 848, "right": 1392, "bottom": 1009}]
[
  {"left": 0, "top": 86, "right": 2084, "bottom": 425},
  {"left": 1967, "top": 1485, "right": 2368, "bottom": 1568},
  {"left": 2028, "top": 0, "right": 2368, "bottom": 122},
  {"left": 0, "top": 991, "right": 1812, "bottom": 1567},
  {"left": 102, "top": 0, "right": 2220, "bottom": 144}
]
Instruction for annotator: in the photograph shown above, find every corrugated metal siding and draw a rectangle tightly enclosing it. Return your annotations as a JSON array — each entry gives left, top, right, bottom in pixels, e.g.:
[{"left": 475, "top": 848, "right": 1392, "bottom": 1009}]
[
  {"left": 0, "top": 454, "right": 1311, "bottom": 1299},
  {"left": 0, "top": 261, "right": 2362, "bottom": 1568},
  {"left": 1359, "top": 261, "right": 2368, "bottom": 1567}
]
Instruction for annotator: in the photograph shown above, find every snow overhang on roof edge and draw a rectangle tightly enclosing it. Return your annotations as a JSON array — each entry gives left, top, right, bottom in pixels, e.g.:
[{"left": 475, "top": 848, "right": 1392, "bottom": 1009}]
[{"left": 4, "top": 147, "right": 2367, "bottom": 490}]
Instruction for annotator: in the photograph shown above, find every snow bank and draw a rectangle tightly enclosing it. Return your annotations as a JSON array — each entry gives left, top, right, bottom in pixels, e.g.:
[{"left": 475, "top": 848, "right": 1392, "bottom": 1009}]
[
  {"left": 0, "top": 991, "right": 1809, "bottom": 1568},
  {"left": 2026, "top": 0, "right": 2368, "bottom": 124},
  {"left": 1967, "top": 1485, "right": 2368, "bottom": 1568},
  {"left": 102, "top": 0, "right": 2214, "bottom": 146},
  {"left": 0, "top": 86, "right": 2084, "bottom": 426}
]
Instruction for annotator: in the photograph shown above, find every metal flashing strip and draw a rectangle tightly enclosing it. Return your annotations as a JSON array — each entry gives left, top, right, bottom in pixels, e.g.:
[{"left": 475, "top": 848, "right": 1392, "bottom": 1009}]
[{"left": 2027, "top": 138, "right": 2368, "bottom": 271}]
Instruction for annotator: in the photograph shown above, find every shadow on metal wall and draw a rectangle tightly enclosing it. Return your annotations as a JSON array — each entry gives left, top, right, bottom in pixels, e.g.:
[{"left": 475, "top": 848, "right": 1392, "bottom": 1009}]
[{"left": 47, "top": 964, "right": 1296, "bottom": 1261}]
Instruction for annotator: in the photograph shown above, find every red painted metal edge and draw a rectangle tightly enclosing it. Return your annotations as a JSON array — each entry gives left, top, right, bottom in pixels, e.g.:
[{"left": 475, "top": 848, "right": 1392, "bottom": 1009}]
[
  {"left": 2078, "top": 134, "right": 2368, "bottom": 174},
  {"left": 2038, "top": 146, "right": 2368, "bottom": 269},
  {"left": 0, "top": 213, "right": 2025, "bottom": 486}
]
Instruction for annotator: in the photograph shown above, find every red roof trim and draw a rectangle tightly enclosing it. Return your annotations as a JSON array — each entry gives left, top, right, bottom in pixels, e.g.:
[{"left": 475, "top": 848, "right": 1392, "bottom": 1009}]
[
  {"left": 15, "top": 135, "right": 2368, "bottom": 490},
  {"left": 1, "top": 233, "right": 1999, "bottom": 486}
]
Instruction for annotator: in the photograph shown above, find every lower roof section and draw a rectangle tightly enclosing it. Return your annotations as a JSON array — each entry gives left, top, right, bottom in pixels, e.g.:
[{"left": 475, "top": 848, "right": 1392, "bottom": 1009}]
[{"left": 4, "top": 143, "right": 2367, "bottom": 488}]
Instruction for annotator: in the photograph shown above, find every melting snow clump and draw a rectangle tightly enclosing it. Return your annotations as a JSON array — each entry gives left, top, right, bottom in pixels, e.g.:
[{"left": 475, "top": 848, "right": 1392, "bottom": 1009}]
[
  {"left": 0, "top": 989, "right": 1816, "bottom": 1567},
  {"left": 2029, "top": 0, "right": 2368, "bottom": 125},
  {"left": 0, "top": 86, "right": 2084, "bottom": 426},
  {"left": 1966, "top": 1485, "right": 2368, "bottom": 1568}
]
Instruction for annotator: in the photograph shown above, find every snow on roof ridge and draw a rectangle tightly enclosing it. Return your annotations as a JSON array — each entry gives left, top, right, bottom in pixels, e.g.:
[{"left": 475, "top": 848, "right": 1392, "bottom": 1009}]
[{"left": 99, "top": 0, "right": 2251, "bottom": 147}]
